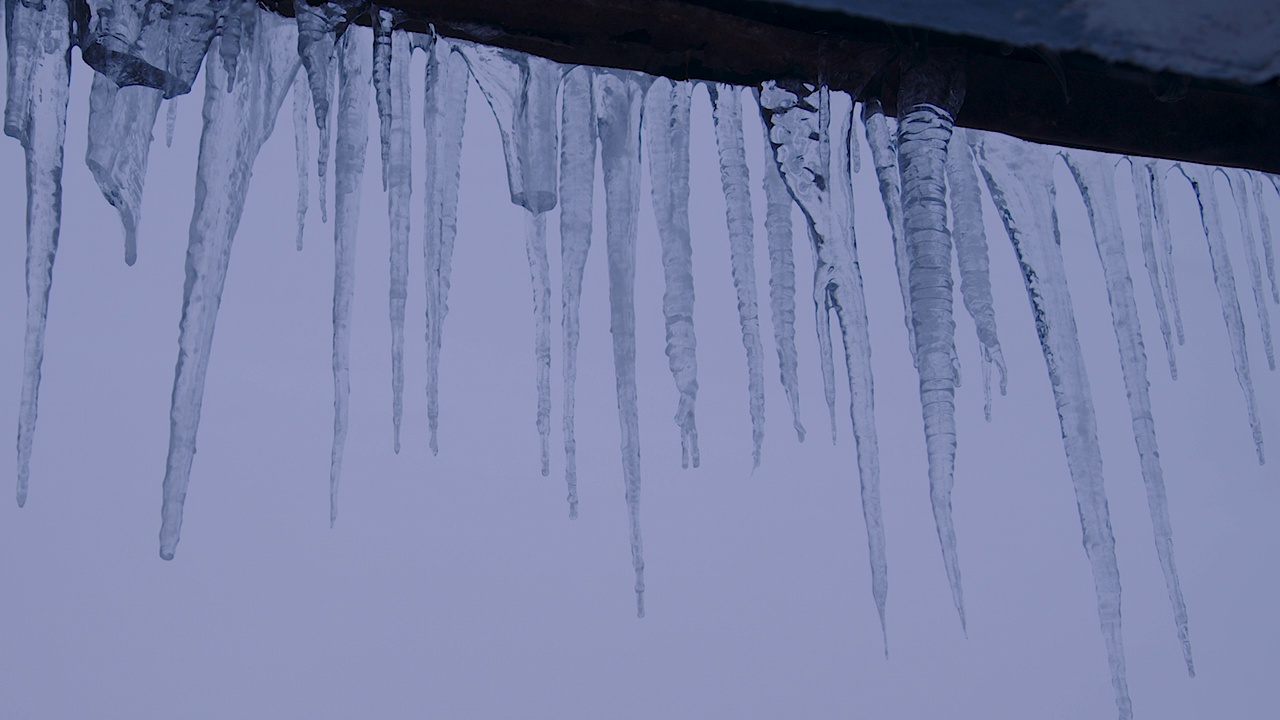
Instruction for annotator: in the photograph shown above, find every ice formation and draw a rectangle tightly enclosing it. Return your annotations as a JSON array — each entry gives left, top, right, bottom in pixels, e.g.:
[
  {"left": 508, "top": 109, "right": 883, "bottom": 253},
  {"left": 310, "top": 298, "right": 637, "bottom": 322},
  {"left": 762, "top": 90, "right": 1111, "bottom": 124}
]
[{"left": 5, "top": 4, "right": 1278, "bottom": 716}]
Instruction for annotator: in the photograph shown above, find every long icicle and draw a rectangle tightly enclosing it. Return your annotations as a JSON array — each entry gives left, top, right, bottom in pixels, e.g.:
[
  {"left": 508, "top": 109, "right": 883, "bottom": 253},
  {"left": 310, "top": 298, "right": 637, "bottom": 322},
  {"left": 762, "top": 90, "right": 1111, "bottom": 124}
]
[
  {"left": 1152, "top": 161, "right": 1185, "bottom": 345},
  {"left": 758, "top": 81, "right": 887, "bottom": 652},
  {"left": 380, "top": 27, "right": 413, "bottom": 453},
  {"left": 422, "top": 38, "right": 469, "bottom": 455},
  {"left": 710, "top": 83, "right": 766, "bottom": 469},
  {"left": 1180, "top": 164, "right": 1265, "bottom": 463},
  {"left": 898, "top": 59, "right": 966, "bottom": 632},
  {"left": 329, "top": 26, "right": 373, "bottom": 527},
  {"left": 755, "top": 88, "right": 805, "bottom": 442},
  {"left": 460, "top": 44, "right": 560, "bottom": 474},
  {"left": 971, "top": 130, "right": 1132, "bottom": 720},
  {"left": 295, "top": 0, "right": 364, "bottom": 223},
  {"left": 292, "top": 73, "right": 311, "bottom": 250},
  {"left": 1130, "top": 159, "right": 1178, "bottom": 379},
  {"left": 946, "top": 128, "right": 1007, "bottom": 420},
  {"left": 560, "top": 66, "right": 596, "bottom": 517},
  {"left": 862, "top": 98, "right": 916, "bottom": 364},
  {"left": 1065, "top": 149, "right": 1195, "bottom": 678},
  {"left": 160, "top": 11, "right": 302, "bottom": 558},
  {"left": 7, "top": 0, "right": 71, "bottom": 507},
  {"left": 595, "top": 68, "right": 651, "bottom": 617},
  {"left": 759, "top": 82, "right": 838, "bottom": 443},
  {"left": 1249, "top": 171, "right": 1279, "bottom": 304},
  {"left": 84, "top": 78, "right": 163, "bottom": 266},
  {"left": 643, "top": 78, "right": 702, "bottom": 467},
  {"left": 1225, "top": 169, "right": 1275, "bottom": 370}
]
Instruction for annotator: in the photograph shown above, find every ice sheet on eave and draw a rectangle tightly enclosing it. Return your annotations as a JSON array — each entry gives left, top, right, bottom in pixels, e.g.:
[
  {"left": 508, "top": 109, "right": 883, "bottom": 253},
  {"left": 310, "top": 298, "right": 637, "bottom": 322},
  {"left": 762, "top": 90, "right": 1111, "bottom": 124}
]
[{"left": 776, "top": 0, "right": 1280, "bottom": 84}]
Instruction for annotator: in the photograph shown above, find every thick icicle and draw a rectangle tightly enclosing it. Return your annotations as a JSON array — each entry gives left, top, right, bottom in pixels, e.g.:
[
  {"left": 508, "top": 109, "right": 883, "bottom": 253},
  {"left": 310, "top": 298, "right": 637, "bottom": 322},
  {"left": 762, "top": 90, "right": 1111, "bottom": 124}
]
[
  {"left": 946, "top": 128, "right": 1007, "bottom": 419},
  {"left": 755, "top": 89, "right": 805, "bottom": 442},
  {"left": 971, "top": 131, "right": 1132, "bottom": 720},
  {"left": 1130, "top": 159, "right": 1178, "bottom": 379},
  {"left": 422, "top": 38, "right": 469, "bottom": 455},
  {"left": 595, "top": 68, "right": 651, "bottom": 617},
  {"left": 295, "top": 0, "right": 364, "bottom": 223},
  {"left": 378, "top": 28, "right": 412, "bottom": 453},
  {"left": 1065, "top": 150, "right": 1195, "bottom": 678},
  {"left": 643, "top": 78, "right": 702, "bottom": 467},
  {"left": 897, "top": 60, "right": 965, "bottom": 632},
  {"left": 85, "top": 77, "right": 163, "bottom": 266},
  {"left": 1180, "top": 164, "right": 1265, "bottom": 463},
  {"left": 1225, "top": 169, "right": 1275, "bottom": 371},
  {"left": 459, "top": 42, "right": 560, "bottom": 474},
  {"left": 373, "top": 8, "right": 394, "bottom": 192},
  {"left": 1151, "top": 161, "right": 1186, "bottom": 345},
  {"left": 560, "top": 66, "right": 596, "bottom": 516},
  {"left": 862, "top": 99, "right": 916, "bottom": 363},
  {"left": 292, "top": 73, "right": 311, "bottom": 250},
  {"left": 1249, "top": 172, "right": 1279, "bottom": 304},
  {"left": 7, "top": 0, "right": 72, "bottom": 507},
  {"left": 710, "top": 83, "right": 766, "bottom": 468},
  {"left": 165, "top": 98, "right": 178, "bottom": 147},
  {"left": 160, "top": 10, "right": 302, "bottom": 558},
  {"left": 328, "top": 27, "right": 373, "bottom": 526},
  {"left": 758, "top": 82, "right": 887, "bottom": 651}
]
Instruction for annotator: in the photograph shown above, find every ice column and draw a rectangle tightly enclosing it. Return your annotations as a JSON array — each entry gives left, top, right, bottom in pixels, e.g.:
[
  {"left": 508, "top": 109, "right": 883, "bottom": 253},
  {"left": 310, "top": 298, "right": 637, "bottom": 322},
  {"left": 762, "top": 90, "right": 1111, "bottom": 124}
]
[
  {"left": 897, "top": 58, "right": 966, "bottom": 631},
  {"left": 595, "top": 68, "right": 651, "bottom": 617},
  {"left": 643, "top": 77, "right": 701, "bottom": 468},
  {"left": 758, "top": 82, "right": 887, "bottom": 649},
  {"left": 6, "top": 0, "right": 72, "bottom": 507},
  {"left": 1065, "top": 150, "right": 1194, "bottom": 677},
  {"left": 159, "top": 10, "right": 301, "bottom": 558},
  {"left": 972, "top": 131, "right": 1132, "bottom": 720},
  {"left": 560, "top": 66, "right": 596, "bottom": 516}
]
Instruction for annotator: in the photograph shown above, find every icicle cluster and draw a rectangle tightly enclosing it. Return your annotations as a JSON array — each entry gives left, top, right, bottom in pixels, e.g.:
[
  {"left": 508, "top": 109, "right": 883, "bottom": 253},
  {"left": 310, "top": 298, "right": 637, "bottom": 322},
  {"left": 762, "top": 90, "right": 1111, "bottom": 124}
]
[{"left": 6, "top": 4, "right": 1279, "bottom": 717}]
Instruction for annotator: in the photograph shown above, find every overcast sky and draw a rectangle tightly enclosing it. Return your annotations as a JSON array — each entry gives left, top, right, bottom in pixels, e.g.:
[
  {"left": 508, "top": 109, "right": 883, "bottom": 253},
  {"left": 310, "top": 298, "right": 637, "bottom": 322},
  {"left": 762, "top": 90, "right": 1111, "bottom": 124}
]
[{"left": 0, "top": 29, "right": 1277, "bottom": 719}]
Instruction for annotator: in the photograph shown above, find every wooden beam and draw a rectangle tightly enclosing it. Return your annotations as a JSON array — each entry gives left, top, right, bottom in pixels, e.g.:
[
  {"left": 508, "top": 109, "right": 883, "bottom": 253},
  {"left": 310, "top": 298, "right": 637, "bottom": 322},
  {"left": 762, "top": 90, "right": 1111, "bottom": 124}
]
[{"left": 263, "top": 0, "right": 1280, "bottom": 172}]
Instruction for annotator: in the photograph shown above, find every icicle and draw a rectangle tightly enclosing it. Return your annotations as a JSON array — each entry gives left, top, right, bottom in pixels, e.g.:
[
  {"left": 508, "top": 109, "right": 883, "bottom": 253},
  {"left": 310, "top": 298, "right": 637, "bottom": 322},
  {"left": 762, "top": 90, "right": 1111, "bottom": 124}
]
[
  {"left": 1249, "top": 172, "right": 1279, "bottom": 304},
  {"left": 758, "top": 82, "right": 887, "bottom": 652},
  {"left": 78, "top": 0, "right": 170, "bottom": 90},
  {"left": 710, "top": 83, "right": 766, "bottom": 469},
  {"left": 160, "top": 10, "right": 302, "bottom": 558},
  {"left": 85, "top": 77, "right": 164, "bottom": 266},
  {"left": 220, "top": 0, "right": 256, "bottom": 90},
  {"left": 379, "top": 28, "right": 412, "bottom": 454},
  {"left": 594, "top": 68, "right": 652, "bottom": 618},
  {"left": 862, "top": 99, "right": 916, "bottom": 364},
  {"left": 560, "top": 66, "right": 596, "bottom": 517},
  {"left": 1225, "top": 169, "right": 1275, "bottom": 371},
  {"left": 459, "top": 43, "right": 560, "bottom": 474},
  {"left": 373, "top": 8, "right": 394, "bottom": 192},
  {"left": 1151, "top": 161, "right": 1185, "bottom": 345},
  {"left": 7, "top": 0, "right": 72, "bottom": 507},
  {"left": 328, "top": 26, "right": 373, "bottom": 527},
  {"left": 526, "top": 210, "right": 553, "bottom": 476},
  {"left": 1064, "top": 149, "right": 1195, "bottom": 679},
  {"left": 897, "top": 59, "right": 965, "bottom": 632},
  {"left": 295, "top": 0, "right": 364, "bottom": 223},
  {"left": 1129, "top": 159, "right": 1178, "bottom": 379},
  {"left": 643, "top": 78, "right": 701, "bottom": 467},
  {"left": 165, "top": 98, "right": 178, "bottom": 148},
  {"left": 1179, "top": 164, "right": 1265, "bottom": 463},
  {"left": 753, "top": 88, "right": 805, "bottom": 443},
  {"left": 946, "top": 127, "right": 1007, "bottom": 419},
  {"left": 422, "top": 38, "right": 469, "bottom": 455},
  {"left": 970, "top": 131, "right": 1132, "bottom": 720},
  {"left": 292, "top": 74, "right": 311, "bottom": 250},
  {"left": 163, "top": 0, "right": 229, "bottom": 98}
]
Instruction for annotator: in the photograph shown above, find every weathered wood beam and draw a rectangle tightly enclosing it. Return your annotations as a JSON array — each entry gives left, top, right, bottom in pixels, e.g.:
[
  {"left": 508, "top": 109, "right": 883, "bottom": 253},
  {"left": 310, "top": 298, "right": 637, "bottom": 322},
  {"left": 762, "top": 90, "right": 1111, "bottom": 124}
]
[{"left": 265, "top": 0, "right": 1280, "bottom": 172}]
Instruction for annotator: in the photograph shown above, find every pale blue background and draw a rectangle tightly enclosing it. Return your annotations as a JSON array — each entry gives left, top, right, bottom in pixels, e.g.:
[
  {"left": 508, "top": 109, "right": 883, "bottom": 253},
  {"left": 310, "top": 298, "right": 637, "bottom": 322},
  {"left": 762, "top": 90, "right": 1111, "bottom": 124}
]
[{"left": 0, "top": 42, "right": 1276, "bottom": 718}]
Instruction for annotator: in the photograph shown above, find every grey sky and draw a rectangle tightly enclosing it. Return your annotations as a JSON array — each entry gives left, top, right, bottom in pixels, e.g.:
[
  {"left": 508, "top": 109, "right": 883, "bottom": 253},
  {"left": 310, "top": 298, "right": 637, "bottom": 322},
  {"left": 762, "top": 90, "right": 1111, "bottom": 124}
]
[{"left": 0, "top": 34, "right": 1277, "bottom": 719}]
